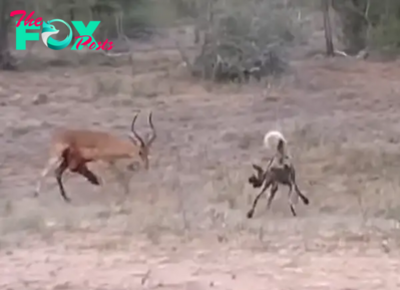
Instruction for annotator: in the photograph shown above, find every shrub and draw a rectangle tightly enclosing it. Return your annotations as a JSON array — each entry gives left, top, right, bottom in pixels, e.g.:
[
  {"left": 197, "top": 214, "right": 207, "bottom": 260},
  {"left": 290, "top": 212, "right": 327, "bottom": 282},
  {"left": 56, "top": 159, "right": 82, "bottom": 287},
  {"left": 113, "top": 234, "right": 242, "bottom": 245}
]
[
  {"left": 178, "top": 0, "right": 304, "bottom": 83},
  {"left": 332, "top": 0, "right": 400, "bottom": 54}
]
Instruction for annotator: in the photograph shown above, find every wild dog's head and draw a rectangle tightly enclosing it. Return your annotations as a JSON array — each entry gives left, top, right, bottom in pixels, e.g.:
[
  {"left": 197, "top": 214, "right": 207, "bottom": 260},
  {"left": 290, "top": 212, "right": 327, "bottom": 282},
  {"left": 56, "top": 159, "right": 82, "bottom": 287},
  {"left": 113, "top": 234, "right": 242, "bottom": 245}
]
[{"left": 248, "top": 164, "right": 265, "bottom": 188}]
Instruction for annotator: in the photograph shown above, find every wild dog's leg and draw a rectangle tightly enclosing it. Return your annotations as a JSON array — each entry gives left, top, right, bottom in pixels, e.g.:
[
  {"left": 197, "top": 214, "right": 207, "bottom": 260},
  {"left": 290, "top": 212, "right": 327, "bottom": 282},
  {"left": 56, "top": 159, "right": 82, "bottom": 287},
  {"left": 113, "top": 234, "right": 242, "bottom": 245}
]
[
  {"left": 54, "top": 158, "right": 70, "bottom": 203},
  {"left": 262, "top": 158, "right": 274, "bottom": 175},
  {"left": 247, "top": 176, "right": 273, "bottom": 219},
  {"left": 34, "top": 155, "right": 63, "bottom": 197},
  {"left": 294, "top": 183, "right": 309, "bottom": 205},
  {"left": 266, "top": 182, "right": 279, "bottom": 210},
  {"left": 291, "top": 167, "right": 309, "bottom": 205},
  {"left": 286, "top": 182, "right": 297, "bottom": 216}
]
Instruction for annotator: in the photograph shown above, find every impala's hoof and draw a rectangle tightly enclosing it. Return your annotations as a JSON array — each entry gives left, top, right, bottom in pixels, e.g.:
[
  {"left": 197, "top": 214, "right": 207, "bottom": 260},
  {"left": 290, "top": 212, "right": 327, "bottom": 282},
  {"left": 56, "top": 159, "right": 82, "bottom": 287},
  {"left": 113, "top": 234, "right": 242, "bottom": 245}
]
[
  {"left": 246, "top": 210, "right": 254, "bottom": 219},
  {"left": 91, "top": 177, "right": 101, "bottom": 186}
]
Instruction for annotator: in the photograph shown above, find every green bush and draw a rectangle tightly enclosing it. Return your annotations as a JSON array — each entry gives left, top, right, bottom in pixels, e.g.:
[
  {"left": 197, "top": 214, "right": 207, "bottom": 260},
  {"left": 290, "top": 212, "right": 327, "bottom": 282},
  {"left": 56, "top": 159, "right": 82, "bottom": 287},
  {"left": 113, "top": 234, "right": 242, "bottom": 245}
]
[
  {"left": 333, "top": 0, "right": 400, "bottom": 53},
  {"left": 370, "top": 16, "right": 400, "bottom": 50},
  {"left": 179, "top": 0, "right": 306, "bottom": 82}
]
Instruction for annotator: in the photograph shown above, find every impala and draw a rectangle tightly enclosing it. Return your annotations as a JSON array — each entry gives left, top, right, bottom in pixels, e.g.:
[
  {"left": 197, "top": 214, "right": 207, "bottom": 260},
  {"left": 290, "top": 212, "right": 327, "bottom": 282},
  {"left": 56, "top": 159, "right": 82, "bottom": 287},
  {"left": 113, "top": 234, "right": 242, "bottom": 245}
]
[{"left": 34, "top": 111, "right": 156, "bottom": 202}]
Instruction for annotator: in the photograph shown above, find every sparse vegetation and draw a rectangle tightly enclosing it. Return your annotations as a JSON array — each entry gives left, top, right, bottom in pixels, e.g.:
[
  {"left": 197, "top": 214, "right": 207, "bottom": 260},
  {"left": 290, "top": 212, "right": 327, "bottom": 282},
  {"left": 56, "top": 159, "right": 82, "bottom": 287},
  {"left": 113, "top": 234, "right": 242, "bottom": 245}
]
[
  {"left": 175, "top": 0, "right": 297, "bottom": 82},
  {"left": 1, "top": 0, "right": 400, "bottom": 288},
  {"left": 332, "top": 0, "right": 400, "bottom": 54}
]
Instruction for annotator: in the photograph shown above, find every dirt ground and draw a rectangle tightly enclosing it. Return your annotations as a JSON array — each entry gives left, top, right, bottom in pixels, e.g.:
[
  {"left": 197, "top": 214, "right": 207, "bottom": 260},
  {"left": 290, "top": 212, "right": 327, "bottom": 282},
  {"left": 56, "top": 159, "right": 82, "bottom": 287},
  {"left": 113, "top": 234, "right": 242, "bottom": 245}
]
[{"left": 2, "top": 35, "right": 400, "bottom": 289}]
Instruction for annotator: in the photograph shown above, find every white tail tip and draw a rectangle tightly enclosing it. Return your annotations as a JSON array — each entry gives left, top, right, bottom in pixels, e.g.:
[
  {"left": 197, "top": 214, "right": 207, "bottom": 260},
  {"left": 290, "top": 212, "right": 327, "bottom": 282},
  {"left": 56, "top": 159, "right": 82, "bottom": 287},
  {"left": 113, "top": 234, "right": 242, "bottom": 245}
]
[{"left": 263, "top": 130, "right": 286, "bottom": 150}]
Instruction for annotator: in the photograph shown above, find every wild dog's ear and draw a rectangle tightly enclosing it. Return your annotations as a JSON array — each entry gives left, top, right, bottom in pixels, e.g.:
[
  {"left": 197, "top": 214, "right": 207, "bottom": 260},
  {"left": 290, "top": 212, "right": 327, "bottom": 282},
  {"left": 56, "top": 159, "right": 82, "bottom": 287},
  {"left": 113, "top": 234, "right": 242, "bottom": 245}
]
[{"left": 252, "top": 164, "right": 263, "bottom": 172}]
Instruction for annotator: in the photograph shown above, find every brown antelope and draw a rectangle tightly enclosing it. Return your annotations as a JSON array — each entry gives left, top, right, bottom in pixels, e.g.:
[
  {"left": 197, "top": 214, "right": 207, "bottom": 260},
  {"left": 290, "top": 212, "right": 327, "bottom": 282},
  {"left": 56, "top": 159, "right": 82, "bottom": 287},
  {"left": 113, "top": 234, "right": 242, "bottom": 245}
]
[
  {"left": 34, "top": 111, "right": 156, "bottom": 203},
  {"left": 247, "top": 130, "right": 309, "bottom": 218}
]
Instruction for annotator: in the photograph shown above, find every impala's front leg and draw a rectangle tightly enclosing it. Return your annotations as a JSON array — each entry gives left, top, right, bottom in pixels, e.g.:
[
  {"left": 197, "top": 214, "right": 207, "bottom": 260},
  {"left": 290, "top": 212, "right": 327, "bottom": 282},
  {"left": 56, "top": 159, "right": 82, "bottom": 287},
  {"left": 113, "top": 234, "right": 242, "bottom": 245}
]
[
  {"left": 71, "top": 164, "right": 101, "bottom": 186},
  {"left": 66, "top": 151, "right": 101, "bottom": 187}
]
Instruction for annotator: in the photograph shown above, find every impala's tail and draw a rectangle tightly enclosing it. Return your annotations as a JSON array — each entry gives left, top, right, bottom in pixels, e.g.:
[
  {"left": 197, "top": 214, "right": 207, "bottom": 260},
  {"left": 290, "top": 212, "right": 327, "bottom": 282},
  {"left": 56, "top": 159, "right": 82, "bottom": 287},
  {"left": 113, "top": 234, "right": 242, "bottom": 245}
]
[{"left": 263, "top": 130, "right": 287, "bottom": 157}]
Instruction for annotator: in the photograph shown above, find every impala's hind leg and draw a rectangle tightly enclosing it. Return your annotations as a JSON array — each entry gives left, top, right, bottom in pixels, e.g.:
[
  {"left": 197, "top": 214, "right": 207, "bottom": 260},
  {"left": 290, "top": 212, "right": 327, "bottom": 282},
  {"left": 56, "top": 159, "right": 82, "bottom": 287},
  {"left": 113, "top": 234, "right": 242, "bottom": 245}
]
[{"left": 34, "top": 156, "right": 62, "bottom": 198}]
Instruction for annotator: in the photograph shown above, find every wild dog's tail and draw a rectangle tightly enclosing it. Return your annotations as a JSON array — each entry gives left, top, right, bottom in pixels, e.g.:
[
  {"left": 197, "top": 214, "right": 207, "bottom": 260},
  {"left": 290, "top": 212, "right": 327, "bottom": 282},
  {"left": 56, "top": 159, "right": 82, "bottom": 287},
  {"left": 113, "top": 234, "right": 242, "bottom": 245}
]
[{"left": 263, "top": 130, "right": 287, "bottom": 157}]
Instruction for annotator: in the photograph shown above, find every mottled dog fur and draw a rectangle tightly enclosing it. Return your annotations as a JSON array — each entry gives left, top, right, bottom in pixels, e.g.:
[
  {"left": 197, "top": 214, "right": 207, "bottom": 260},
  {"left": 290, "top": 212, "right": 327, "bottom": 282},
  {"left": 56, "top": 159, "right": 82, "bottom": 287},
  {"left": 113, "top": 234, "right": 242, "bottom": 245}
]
[{"left": 247, "top": 131, "right": 309, "bottom": 218}]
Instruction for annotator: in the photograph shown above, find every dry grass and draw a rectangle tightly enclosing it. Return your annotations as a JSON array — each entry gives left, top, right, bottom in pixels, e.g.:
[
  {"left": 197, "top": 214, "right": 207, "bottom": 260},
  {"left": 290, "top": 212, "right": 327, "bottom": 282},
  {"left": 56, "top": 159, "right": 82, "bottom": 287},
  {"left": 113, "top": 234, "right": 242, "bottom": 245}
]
[{"left": 2, "top": 38, "right": 400, "bottom": 288}]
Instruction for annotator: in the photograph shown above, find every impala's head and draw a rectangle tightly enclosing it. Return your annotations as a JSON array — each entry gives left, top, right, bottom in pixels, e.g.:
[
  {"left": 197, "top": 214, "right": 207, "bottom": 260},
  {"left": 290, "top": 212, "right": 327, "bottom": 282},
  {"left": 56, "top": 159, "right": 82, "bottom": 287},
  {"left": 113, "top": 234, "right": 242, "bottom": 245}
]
[{"left": 128, "top": 111, "right": 156, "bottom": 170}]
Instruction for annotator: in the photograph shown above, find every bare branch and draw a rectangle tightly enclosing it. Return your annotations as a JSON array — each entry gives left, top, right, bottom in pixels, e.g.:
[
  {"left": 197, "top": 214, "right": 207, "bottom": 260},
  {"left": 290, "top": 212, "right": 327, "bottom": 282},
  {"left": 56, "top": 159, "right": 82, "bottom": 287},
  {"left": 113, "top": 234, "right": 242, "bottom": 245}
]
[{"left": 175, "top": 40, "right": 194, "bottom": 74}]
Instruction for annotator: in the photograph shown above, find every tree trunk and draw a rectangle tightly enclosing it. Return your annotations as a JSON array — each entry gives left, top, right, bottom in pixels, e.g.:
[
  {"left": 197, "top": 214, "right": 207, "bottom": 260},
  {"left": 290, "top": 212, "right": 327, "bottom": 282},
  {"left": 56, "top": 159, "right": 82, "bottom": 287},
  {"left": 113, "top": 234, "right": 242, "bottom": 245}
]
[
  {"left": 0, "top": 0, "right": 15, "bottom": 70},
  {"left": 331, "top": 1, "right": 367, "bottom": 54},
  {"left": 322, "top": 0, "right": 334, "bottom": 57}
]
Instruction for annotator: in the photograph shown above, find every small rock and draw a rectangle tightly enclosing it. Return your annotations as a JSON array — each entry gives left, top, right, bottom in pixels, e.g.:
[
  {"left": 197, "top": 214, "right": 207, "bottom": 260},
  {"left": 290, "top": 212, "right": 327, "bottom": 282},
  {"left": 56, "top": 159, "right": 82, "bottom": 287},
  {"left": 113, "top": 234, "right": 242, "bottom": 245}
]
[
  {"left": 10, "top": 93, "right": 22, "bottom": 101},
  {"left": 32, "top": 93, "right": 48, "bottom": 105}
]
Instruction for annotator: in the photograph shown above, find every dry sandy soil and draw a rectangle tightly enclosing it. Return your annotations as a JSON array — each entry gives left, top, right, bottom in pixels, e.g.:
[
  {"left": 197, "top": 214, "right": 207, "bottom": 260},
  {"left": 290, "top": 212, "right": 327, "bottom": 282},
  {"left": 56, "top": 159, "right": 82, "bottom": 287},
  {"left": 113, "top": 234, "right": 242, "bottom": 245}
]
[{"left": 2, "top": 36, "right": 400, "bottom": 289}]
